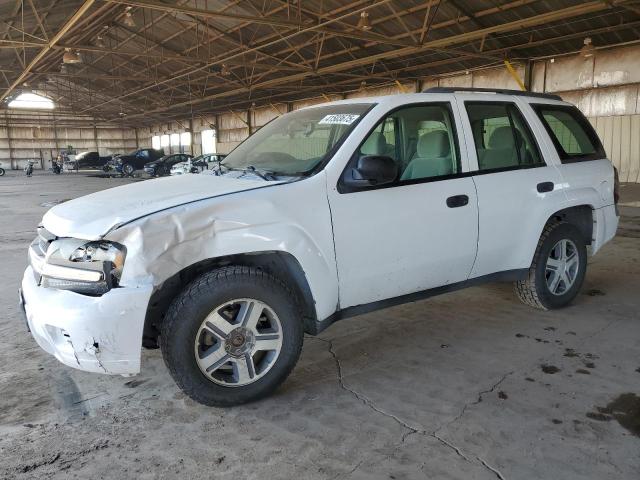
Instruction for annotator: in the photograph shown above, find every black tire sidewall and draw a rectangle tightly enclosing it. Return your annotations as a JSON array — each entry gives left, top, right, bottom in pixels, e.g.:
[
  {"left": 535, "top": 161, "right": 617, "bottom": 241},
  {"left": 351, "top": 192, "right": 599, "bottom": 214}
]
[
  {"left": 534, "top": 223, "right": 587, "bottom": 309},
  {"left": 123, "top": 164, "right": 134, "bottom": 175},
  {"left": 161, "top": 270, "right": 303, "bottom": 406}
]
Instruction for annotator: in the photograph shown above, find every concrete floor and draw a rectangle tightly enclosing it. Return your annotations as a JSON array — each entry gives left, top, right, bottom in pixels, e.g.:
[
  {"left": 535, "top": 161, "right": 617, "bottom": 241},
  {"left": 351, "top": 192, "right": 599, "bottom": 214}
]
[{"left": 1, "top": 171, "right": 639, "bottom": 480}]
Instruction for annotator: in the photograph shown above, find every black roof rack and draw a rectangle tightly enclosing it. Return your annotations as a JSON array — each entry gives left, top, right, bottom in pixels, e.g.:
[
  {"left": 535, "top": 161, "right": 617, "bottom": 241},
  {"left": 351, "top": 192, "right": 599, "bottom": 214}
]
[{"left": 422, "top": 87, "right": 562, "bottom": 101}]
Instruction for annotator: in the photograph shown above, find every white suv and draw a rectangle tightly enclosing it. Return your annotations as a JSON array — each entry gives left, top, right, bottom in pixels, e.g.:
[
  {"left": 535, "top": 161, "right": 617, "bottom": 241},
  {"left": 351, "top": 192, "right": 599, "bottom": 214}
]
[{"left": 20, "top": 88, "right": 619, "bottom": 406}]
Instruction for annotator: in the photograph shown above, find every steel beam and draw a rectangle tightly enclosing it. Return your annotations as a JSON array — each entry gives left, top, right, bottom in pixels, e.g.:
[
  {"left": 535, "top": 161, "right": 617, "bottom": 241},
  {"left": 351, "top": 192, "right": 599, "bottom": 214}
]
[
  {"left": 110, "top": 1, "right": 611, "bottom": 120},
  {"left": 0, "top": 0, "right": 95, "bottom": 103}
]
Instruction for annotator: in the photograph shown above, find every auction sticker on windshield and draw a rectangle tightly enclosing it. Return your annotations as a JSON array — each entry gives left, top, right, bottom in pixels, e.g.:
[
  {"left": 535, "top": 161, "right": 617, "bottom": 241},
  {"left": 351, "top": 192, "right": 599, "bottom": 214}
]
[{"left": 319, "top": 114, "right": 360, "bottom": 125}]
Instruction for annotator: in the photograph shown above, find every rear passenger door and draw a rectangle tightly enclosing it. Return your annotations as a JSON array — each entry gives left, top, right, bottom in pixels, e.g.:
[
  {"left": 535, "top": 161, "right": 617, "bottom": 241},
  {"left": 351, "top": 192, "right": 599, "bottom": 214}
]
[{"left": 456, "top": 98, "right": 565, "bottom": 278}]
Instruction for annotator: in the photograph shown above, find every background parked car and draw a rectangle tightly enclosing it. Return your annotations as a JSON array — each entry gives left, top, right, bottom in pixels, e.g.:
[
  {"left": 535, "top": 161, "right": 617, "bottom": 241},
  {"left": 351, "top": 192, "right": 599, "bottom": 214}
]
[
  {"left": 144, "top": 153, "right": 192, "bottom": 177},
  {"left": 170, "top": 153, "right": 226, "bottom": 175},
  {"left": 114, "top": 148, "right": 165, "bottom": 175},
  {"left": 65, "top": 151, "right": 113, "bottom": 171}
]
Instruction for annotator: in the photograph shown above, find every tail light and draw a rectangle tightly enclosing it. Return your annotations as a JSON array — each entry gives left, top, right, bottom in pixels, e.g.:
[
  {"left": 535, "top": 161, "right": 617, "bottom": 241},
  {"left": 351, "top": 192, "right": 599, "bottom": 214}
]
[{"left": 613, "top": 166, "right": 620, "bottom": 205}]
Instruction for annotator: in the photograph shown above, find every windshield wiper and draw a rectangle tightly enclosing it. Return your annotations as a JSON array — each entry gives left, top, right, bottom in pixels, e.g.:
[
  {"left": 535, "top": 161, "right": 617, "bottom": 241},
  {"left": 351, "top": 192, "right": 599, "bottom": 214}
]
[{"left": 222, "top": 164, "right": 277, "bottom": 181}]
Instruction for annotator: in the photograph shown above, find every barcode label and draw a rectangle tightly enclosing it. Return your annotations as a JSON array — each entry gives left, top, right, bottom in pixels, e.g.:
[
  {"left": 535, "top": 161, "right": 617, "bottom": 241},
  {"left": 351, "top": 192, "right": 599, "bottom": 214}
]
[{"left": 319, "top": 114, "right": 360, "bottom": 125}]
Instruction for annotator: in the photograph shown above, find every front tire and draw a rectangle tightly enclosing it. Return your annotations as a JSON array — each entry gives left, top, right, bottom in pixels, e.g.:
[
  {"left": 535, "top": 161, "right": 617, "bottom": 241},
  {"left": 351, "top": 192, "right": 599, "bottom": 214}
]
[
  {"left": 160, "top": 266, "right": 303, "bottom": 407},
  {"left": 515, "top": 221, "right": 587, "bottom": 310}
]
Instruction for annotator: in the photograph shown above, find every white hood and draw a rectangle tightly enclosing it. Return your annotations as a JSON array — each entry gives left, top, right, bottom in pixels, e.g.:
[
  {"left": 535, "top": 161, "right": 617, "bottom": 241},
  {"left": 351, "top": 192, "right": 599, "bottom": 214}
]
[{"left": 43, "top": 174, "right": 279, "bottom": 240}]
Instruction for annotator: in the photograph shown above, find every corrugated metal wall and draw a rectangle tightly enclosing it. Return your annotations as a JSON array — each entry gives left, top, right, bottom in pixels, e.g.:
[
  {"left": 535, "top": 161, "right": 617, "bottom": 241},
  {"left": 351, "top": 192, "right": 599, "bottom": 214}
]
[
  {"left": 0, "top": 124, "right": 139, "bottom": 170},
  {"left": 589, "top": 115, "right": 640, "bottom": 183}
]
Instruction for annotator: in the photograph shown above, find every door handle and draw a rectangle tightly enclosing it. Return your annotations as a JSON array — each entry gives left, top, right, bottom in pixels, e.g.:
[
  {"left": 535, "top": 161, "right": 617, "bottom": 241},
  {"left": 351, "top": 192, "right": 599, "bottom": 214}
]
[
  {"left": 537, "top": 181, "right": 554, "bottom": 193},
  {"left": 446, "top": 194, "right": 469, "bottom": 208}
]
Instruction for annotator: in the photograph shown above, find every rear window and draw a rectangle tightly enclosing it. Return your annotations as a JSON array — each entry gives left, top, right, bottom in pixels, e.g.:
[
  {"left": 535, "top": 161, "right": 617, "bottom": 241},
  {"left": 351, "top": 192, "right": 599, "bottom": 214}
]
[{"left": 532, "top": 104, "right": 605, "bottom": 163}]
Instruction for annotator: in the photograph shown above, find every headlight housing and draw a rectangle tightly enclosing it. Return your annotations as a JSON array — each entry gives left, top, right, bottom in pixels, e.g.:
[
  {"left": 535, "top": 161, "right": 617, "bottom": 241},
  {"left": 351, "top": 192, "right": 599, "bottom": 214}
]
[{"left": 33, "top": 239, "right": 127, "bottom": 295}]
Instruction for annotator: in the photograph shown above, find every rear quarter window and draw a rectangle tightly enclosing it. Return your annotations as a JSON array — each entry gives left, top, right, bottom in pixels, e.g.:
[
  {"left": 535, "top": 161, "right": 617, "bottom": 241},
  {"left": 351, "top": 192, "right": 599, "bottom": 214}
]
[{"left": 532, "top": 104, "right": 605, "bottom": 163}]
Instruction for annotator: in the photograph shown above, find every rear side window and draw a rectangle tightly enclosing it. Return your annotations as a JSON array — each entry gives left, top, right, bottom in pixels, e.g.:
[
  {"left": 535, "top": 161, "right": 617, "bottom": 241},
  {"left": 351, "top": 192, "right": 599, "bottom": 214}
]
[
  {"left": 532, "top": 104, "right": 605, "bottom": 162},
  {"left": 465, "top": 102, "right": 544, "bottom": 172}
]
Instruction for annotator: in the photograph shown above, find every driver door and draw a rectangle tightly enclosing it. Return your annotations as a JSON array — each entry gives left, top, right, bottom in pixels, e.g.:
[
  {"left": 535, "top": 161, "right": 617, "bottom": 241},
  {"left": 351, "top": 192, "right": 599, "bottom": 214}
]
[{"left": 327, "top": 102, "right": 479, "bottom": 309}]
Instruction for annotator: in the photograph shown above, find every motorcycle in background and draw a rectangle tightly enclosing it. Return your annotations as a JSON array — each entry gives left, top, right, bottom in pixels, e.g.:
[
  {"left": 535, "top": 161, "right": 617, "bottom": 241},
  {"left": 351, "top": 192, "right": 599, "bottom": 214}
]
[
  {"left": 24, "top": 161, "right": 34, "bottom": 177},
  {"left": 51, "top": 157, "right": 62, "bottom": 174}
]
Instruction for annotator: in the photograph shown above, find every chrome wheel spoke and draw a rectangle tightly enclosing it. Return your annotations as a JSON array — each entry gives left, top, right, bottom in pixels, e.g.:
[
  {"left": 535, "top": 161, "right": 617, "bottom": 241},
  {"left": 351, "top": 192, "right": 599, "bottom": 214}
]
[
  {"left": 254, "top": 334, "right": 280, "bottom": 352},
  {"left": 238, "top": 300, "right": 263, "bottom": 330},
  {"left": 559, "top": 240, "right": 568, "bottom": 260},
  {"left": 232, "top": 355, "right": 255, "bottom": 383},
  {"left": 548, "top": 271, "right": 561, "bottom": 293},
  {"left": 203, "top": 312, "right": 234, "bottom": 339},
  {"left": 566, "top": 253, "right": 579, "bottom": 271},
  {"left": 199, "top": 346, "right": 230, "bottom": 373},
  {"left": 546, "top": 257, "right": 562, "bottom": 271}
]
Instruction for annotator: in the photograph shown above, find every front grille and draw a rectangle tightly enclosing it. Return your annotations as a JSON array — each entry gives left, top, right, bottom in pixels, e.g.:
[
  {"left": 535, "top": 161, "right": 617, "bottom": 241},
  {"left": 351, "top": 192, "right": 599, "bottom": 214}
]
[{"left": 35, "top": 226, "right": 55, "bottom": 256}]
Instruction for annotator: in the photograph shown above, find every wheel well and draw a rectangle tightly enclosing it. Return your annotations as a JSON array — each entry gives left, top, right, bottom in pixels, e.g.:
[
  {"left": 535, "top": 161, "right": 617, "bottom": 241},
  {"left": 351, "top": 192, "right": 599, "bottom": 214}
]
[
  {"left": 142, "top": 251, "right": 317, "bottom": 348},
  {"left": 546, "top": 205, "right": 594, "bottom": 245}
]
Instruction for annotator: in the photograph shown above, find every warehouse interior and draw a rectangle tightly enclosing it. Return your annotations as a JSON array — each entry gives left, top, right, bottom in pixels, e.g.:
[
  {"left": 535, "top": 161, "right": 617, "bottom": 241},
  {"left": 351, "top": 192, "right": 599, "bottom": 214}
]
[
  {"left": 1, "top": 1, "right": 640, "bottom": 479},
  {"left": 1, "top": 0, "right": 640, "bottom": 178}
]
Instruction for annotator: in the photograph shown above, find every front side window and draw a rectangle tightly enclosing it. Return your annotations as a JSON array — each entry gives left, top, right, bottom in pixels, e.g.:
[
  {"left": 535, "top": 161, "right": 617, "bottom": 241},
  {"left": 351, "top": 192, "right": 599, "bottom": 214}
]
[
  {"left": 356, "top": 103, "right": 460, "bottom": 183},
  {"left": 532, "top": 104, "right": 605, "bottom": 162},
  {"left": 222, "top": 104, "right": 372, "bottom": 176},
  {"left": 466, "top": 102, "right": 543, "bottom": 172}
]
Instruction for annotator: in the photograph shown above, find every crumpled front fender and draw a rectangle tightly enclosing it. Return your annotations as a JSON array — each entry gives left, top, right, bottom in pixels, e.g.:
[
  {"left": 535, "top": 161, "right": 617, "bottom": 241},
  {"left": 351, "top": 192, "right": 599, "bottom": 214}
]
[{"left": 107, "top": 175, "right": 339, "bottom": 321}]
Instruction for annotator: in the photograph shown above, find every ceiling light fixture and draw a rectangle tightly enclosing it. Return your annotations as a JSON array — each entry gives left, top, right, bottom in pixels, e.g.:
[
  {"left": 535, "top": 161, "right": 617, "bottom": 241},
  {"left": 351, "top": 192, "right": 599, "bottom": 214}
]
[
  {"left": 62, "top": 48, "right": 82, "bottom": 64},
  {"left": 580, "top": 37, "right": 595, "bottom": 58},
  {"left": 357, "top": 11, "right": 372, "bottom": 31},
  {"left": 123, "top": 7, "right": 136, "bottom": 28}
]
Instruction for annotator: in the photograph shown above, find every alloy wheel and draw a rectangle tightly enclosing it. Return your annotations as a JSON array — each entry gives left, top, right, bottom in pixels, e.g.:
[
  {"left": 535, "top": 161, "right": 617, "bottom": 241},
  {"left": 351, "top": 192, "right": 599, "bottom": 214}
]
[
  {"left": 194, "top": 298, "right": 283, "bottom": 387},
  {"left": 545, "top": 239, "right": 580, "bottom": 296}
]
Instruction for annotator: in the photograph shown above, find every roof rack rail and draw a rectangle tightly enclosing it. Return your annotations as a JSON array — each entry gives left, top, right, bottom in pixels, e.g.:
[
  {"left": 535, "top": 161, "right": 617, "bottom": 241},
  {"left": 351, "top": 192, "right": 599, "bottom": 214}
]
[{"left": 422, "top": 87, "right": 562, "bottom": 101}]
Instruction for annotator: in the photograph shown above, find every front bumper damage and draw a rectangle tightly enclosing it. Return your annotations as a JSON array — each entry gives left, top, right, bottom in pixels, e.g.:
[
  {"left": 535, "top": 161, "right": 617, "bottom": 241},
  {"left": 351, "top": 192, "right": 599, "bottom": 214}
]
[{"left": 21, "top": 266, "right": 153, "bottom": 375}]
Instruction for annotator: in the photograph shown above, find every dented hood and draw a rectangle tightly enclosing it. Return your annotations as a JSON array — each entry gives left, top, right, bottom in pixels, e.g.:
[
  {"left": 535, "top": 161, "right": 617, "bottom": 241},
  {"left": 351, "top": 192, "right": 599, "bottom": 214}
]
[{"left": 43, "top": 174, "right": 279, "bottom": 240}]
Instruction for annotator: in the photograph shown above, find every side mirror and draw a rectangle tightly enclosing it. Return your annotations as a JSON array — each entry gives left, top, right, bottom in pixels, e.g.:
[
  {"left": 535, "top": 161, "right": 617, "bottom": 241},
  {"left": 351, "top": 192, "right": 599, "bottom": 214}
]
[{"left": 344, "top": 155, "right": 398, "bottom": 188}]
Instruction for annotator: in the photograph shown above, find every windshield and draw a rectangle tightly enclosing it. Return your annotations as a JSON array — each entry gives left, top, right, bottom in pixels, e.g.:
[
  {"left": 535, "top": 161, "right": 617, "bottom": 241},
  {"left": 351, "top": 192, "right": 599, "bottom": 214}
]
[{"left": 222, "top": 103, "right": 372, "bottom": 176}]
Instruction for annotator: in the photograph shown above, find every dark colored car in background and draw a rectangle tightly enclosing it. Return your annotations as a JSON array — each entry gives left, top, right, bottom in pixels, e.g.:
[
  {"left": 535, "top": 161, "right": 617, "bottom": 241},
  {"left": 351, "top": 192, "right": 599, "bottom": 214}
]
[
  {"left": 65, "top": 151, "right": 113, "bottom": 170},
  {"left": 144, "top": 153, "right": 193, "bottom": 177},
  {"left": 113, "top": 148, "right": 165, "bottom": 175}
]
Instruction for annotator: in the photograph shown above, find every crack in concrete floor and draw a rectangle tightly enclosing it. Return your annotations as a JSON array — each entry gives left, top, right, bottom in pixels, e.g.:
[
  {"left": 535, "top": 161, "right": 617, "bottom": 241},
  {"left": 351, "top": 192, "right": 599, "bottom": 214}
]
[{"left": 311, "top": 336, "right": 508, "bottom": 479}]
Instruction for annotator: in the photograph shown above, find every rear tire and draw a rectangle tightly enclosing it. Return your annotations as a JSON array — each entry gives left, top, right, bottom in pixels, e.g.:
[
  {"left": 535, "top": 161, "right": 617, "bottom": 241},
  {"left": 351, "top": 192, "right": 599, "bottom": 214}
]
[
  {"left": 160, "top": 266, "right": 304, "bottom": 407},
  {"left": 122, "top": 163, "right": 134, "bottom": 176},
  {"left": 515, "top": 221, "right": 587, "bottom": 310}
]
